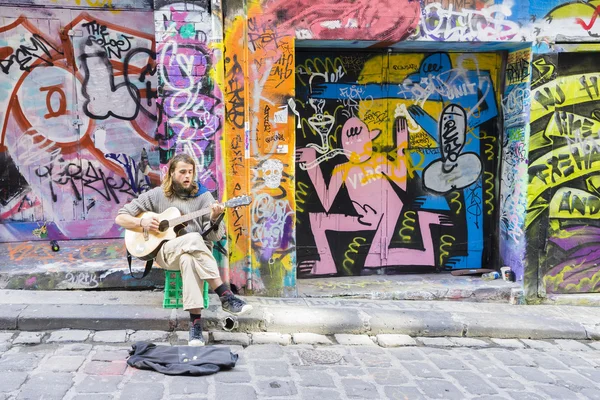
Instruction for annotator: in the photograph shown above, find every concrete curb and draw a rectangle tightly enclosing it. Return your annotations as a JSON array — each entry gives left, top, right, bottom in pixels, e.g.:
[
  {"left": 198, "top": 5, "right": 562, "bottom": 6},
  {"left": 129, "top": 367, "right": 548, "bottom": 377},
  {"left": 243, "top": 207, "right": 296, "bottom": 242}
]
[{"left": 1, "top": 301, "right": 595, "bottom": 340}]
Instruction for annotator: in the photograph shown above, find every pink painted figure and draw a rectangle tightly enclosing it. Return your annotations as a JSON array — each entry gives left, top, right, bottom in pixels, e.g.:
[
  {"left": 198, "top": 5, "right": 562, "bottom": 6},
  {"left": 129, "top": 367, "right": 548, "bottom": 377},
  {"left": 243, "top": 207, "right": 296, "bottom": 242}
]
[{"left": 297, "top": 117, "right": 449, "bottom": 275}]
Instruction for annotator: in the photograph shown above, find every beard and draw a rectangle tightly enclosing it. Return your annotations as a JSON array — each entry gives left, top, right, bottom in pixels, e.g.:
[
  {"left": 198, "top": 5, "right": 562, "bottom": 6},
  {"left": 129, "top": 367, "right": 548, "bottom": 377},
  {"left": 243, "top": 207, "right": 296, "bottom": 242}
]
[{"left": 172, "top": 180, "right": 194, "bottom": 198}]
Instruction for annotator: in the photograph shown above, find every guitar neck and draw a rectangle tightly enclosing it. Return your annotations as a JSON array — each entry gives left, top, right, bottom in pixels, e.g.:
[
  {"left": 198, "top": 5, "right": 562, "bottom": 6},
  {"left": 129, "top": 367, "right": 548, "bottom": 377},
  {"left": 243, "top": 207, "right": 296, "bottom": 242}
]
[
  {"left": 165, "top": 195, "right": 251, "bottom": 228},
  {"left": 169, "top": 207, "right": 213, "bottom": 227}
]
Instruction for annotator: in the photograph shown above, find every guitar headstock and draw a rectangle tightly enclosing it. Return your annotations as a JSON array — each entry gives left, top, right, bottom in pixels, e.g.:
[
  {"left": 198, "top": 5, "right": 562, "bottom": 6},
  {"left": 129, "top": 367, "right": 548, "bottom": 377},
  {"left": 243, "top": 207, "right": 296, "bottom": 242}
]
[{"left": 224, "top": 195, "right": 252, "bottom": 208}]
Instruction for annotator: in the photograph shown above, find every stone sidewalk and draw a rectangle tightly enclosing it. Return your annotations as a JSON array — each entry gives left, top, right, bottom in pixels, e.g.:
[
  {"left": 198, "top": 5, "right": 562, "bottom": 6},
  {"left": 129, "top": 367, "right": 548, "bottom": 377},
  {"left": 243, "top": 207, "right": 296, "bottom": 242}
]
[
  {"left": 1, "top": 290, "right": 599, "bottom": 340},
  {"left": 1, "top": 329, "right": 600, "bottom": 400}
]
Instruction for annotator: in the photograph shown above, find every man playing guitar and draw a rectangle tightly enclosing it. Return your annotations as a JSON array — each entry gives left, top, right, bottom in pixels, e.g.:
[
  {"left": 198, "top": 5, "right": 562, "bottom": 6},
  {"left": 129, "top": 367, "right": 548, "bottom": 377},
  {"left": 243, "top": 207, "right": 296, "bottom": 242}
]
[{"left": 115, "top": 153, "right": 252, "bottom": 346}]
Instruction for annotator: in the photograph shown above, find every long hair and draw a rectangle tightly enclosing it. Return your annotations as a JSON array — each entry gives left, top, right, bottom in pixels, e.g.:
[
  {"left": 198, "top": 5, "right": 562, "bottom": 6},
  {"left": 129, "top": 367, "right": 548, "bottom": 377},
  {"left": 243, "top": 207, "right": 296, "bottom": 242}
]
[{"left": 162, "top": 153, "right": 200, "bottom": 198}]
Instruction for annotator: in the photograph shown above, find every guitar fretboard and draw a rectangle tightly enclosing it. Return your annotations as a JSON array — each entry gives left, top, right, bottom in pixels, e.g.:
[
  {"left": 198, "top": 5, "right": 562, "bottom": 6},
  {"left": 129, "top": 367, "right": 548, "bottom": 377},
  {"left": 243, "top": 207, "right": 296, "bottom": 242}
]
[{"left": 169, "top": 207, "right": 213, "bottom": 227}]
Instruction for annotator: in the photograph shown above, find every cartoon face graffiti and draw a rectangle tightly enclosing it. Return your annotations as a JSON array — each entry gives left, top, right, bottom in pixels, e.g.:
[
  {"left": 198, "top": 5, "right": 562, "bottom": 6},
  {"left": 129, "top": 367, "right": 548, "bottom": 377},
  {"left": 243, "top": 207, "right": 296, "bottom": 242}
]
[
  {"left": 261, "top": 159, "right": 284, "bottom": 189},
  {"left": 341, "top": 117, "right": 381, "bottom": 162}
]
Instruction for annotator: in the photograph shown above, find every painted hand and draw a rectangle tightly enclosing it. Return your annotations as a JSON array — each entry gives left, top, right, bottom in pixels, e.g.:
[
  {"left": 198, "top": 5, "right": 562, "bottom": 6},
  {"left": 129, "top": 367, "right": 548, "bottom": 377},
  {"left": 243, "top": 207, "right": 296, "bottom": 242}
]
[
  {"left": 352, "top": 201, "right": 380, "bottom": 227},
  {"left": 295, "top": 147, "right": 317, "bottom": 169}
]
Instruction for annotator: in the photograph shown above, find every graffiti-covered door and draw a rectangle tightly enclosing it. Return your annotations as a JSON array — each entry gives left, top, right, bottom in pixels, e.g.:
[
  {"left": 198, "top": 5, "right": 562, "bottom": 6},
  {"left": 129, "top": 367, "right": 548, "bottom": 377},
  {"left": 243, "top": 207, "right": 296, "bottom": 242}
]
[
  {"left": 0, "top": 9, "right": 157, "bottom": 243},
  {"left": 529, "top": 52, "right": 600, "bottom": 295},
  {"left": 295, "top": 51, "right": 386, "bottom": 276},
  {"left": 295, "top": 50, "right": 502, "bottom": 277},
  {"left": 69, "top": 16, "right": 156, "bottom": 236}
]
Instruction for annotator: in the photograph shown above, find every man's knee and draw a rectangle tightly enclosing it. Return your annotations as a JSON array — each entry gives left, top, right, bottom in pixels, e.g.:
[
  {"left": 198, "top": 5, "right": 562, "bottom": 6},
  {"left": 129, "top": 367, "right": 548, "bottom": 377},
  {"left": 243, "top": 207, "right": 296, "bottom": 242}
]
[
  {"left": 178, "top": 233, "right": 210, "bottom": 254},
  {"left": 179, "top": 253, "right": 195, "bottom": 264}
]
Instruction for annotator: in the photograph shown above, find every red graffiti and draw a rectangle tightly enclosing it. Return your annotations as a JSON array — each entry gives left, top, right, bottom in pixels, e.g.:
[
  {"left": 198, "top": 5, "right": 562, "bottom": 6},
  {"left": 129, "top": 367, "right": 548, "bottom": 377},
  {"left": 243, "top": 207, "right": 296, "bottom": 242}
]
[
  {"left": 0, "top": 46, "right": 13, "bottom": 60},
  {"left": 263, "top": 0, "right": 420, "bottom": 41},
  {"left": 40, "top": 84, "right": 67, "bottom": 119},
  {"left": 575, "top": 5, "right": 600, "bottom": 31}
]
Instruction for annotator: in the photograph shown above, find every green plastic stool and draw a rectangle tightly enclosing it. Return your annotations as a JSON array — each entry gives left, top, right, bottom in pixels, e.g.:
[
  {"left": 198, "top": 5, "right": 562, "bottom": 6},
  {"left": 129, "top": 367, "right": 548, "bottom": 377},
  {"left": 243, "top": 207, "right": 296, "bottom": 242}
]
[{"left": 163, "top": 270, "right": 210, "bottom": 309}]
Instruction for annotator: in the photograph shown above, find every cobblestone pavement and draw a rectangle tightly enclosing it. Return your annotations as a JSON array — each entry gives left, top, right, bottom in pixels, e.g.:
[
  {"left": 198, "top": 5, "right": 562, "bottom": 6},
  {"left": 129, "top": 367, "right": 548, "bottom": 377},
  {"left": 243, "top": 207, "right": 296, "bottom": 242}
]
[{"left": 1, "top": 330, "right": 599, "bottom": 400}]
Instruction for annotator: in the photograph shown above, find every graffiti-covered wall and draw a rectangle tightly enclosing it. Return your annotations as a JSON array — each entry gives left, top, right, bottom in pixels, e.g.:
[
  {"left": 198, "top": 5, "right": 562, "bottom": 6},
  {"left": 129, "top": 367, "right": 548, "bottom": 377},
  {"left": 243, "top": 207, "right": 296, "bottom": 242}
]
[
  {"left": 295, "top": 51, "right": 501, "bottom": 277},
  {"left": 5, "top": 0, "right": 600, "bottom": 298},
  {"left": 220, "top": 0, "right": 600, "bottom": 297},
  {"left": 0, "top": 4, "right": 158, "bottom": 243},
  {"left": 499, "top": 47, "right": 531, "bottom": 283},
  {"left": 527, "top": 51, "right": 600, "bottom": 296},
  {"left": 154, "top": 0, "right": 223, "bottom": 192},
  {"left": 154, "top": 0, "right": 227, "bottom": 276},
  {"left": 522, "top": 0, "right": 600, "bottom": 298}
]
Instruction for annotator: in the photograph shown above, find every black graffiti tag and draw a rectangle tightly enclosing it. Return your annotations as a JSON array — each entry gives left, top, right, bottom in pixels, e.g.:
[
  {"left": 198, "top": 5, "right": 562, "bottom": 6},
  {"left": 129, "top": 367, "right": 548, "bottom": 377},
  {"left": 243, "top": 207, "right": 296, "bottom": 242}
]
[
  {"left": 35, "top": 161, "right": 135, "bottom": 204},
  {"left": 225, "top": 54, "right": 245, "bottom": 129},
  {"left": 124, "top": 47, "right": 160, "bottom": 123},
  {"left": 0, "top": 34, "right": 63, "bottom": 74},
  {"left": 82, "top": 20, "right": 133, "bottom": 60}
]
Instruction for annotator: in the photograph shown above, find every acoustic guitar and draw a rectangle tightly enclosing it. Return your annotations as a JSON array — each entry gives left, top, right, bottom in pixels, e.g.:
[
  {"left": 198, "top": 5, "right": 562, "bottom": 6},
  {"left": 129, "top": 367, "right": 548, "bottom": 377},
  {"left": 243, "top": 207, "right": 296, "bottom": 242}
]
[{"left": 125, "top": 195, "right": 252, "bottom": 261}]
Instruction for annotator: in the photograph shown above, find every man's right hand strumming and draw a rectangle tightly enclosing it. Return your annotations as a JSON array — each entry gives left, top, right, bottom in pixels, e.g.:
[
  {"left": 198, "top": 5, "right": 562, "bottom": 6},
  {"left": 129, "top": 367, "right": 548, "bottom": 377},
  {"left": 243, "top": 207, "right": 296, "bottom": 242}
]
[{"left": 140, "top": 216, "right": 160, "bottom": 232}]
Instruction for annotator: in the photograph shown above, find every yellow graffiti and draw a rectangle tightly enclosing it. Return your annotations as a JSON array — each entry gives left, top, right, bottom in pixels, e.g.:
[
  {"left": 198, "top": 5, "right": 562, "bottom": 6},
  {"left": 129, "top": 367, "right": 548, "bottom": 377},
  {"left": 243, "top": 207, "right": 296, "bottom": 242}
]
[
  {"left": 51, "top": 0, "right": 120, "bottom": 12},
  {"left": 32, "top": 223, "right": 47, "bottom": 239},
  {"left": 543, "top": 263, "right": 581, "bottom": 293},
  {"left": 531, "top": 73, "right": 600, "bottom": 122},
  {"left": 548, "top": 220, "right": 576, "bottom": 239},
  {"left": 297, "top": 57, "right": 347, "bottom": 87},
  {"left": 333, "top": 142, "right": 420, "bottom": 188},
  {"left": 565, "top": 270, "right": 600, "bottom": 293},
  {"left": 542, "top": 111, "right": 600, "bottom": 144},
  {"left": 223, "top": 11, "right": 252, "bottom": 286},
  {"left": 532, "top": 58, "right": 555, "bottom": 87},
  {"left": 471, "top": 129, "right": 497, "bottom": 143},
  {"left": 439, "top": 234, "right": 456, "bottom": 266},
  {"left": 406, "top": 149, "right": 425, "bottom": 178},
  {"left": 342, "top": 237, "right": 367, "bottom": 274},
  {"left": 296, "top": 100, "right": 344, "bottom": 141},
  {"left": 542, "top": 260, "right": 600, "bottom": 294},
  {"left": 506, "top": 48, "right": 531, "bottom": 85},
  {"left": 527, "top": 130, "right": 552, "bottom": 153},
  {"left": 296, "top": 182, "right": 310, "bottom": 214},
  {"left": 525, "top": 201, "right": 548, "bottom": 229},
  {"left": 484, "top": 171, "right": 495, "bottom": 216},
  {"left": 328, "top": 128, "right": 340, "bottom": 150},
  {"left": 549, "top": 187, "right": 600, "bottom": 220},
  {"left": 484, "top": 143, "right": 495, "bottom": 161},
  {"left": 528, "top": 67, "right": 600, "bottom": 228},
  {"left": 450, "top": 191, "right": 462, "bottom": 215},
  {"left": 587, "top": 175, "right": 600, "bottom": 196},
  {"left": 527, "top": 139, "right": 600, "bottom": 208},
  {"left": 399, "top": 211, "right": 416, "bottom": 241}
]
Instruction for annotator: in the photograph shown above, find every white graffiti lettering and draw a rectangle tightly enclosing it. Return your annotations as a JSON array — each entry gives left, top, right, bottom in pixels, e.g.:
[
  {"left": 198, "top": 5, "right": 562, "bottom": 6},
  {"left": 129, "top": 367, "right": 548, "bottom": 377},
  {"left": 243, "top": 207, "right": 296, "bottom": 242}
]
[
  {"left": 251, "top": 193, "right": 293, "bottom": 248},
  {"left": 64, "top": 271, "right": 99, "bottom": 288},
  {"left": 419, "top": 3, "right": 519, "bottom": 42}
]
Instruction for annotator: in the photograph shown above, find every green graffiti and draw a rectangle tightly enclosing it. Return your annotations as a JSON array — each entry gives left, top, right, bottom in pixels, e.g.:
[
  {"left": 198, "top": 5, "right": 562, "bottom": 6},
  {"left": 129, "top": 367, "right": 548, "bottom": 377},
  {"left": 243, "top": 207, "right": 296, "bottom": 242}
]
[{"left": 180, "top": 24, "right": 196, "bottom": 39}]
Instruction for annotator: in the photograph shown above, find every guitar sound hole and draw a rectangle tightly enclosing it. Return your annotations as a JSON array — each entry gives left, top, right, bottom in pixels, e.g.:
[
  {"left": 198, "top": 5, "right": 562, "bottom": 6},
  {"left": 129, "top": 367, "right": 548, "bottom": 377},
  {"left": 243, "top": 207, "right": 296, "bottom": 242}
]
[{"left": 158, "top": 220, "right": 169, "bottom": 232}]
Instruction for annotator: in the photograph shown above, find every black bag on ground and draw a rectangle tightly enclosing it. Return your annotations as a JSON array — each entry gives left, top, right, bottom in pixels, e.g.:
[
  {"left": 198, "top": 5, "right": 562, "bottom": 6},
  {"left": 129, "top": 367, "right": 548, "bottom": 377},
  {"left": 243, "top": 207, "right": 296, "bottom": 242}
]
[{"left": 127, "top": 341, "right": 238, "bottom": 375}]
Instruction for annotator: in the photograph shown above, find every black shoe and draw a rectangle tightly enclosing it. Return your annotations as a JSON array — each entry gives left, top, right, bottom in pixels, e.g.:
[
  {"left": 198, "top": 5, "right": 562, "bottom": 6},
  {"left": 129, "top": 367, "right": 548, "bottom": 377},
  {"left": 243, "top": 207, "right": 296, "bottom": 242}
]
[
  {"left": 220, "top": 293, "right": 253, "bottom": 315},
  {"left": 188, "top": 322, "right": 205, "bottom": 346}
]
